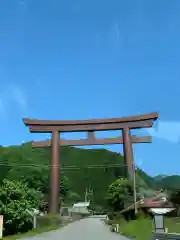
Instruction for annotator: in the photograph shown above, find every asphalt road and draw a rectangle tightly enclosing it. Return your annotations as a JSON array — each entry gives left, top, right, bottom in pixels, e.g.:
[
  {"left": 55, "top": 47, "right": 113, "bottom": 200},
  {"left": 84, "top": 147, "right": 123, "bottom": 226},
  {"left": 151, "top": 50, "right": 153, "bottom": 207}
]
[{"left": 20, "top": 216, "right": 130, "bottom": 240}]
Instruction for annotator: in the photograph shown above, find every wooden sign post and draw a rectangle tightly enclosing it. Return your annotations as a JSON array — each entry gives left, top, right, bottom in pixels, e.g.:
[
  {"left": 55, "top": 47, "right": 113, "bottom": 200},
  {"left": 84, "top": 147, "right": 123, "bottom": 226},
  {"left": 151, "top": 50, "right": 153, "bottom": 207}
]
[{"left": 0, "top": 215, "right": 3, "bottom": 239}]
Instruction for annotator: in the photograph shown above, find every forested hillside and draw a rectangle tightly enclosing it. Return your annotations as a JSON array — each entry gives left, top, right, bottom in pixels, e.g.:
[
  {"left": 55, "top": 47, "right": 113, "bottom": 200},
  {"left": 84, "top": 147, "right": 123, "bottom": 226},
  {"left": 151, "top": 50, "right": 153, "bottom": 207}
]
[
  {"left": 154, "top": 175, "right": 180, "bottom": 191},
  {"left": 0, "top": 143, "right": 126, "bottom": 205},
  {"left": 0, "top": 142, "right": 178, "bottom": 205}
]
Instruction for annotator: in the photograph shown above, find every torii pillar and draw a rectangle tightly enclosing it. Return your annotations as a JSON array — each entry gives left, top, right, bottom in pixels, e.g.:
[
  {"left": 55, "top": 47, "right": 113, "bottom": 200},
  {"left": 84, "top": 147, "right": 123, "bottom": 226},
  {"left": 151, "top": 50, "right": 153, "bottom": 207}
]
[
  {"left": 50, "top": 130, "right": 60, "bottom": 213},
  {"left": 122, "top": 127, "right": 134, "bottom": 179}
]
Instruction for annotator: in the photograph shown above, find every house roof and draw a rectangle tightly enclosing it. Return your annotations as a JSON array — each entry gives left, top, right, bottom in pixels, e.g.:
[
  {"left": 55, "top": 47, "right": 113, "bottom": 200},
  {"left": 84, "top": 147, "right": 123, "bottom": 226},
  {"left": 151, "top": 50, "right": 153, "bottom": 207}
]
[
  {"left": 142, "top": 200, "right": 173, "bottom": 208},
  {"left": 149, "top": 208, "right": 175, "bottom": 215},
  {"left": 73, "top": 202, "right": 90, "bottom": 208},
  {"left": 120, "top": 195, "right": 174, "bottom": 214}
]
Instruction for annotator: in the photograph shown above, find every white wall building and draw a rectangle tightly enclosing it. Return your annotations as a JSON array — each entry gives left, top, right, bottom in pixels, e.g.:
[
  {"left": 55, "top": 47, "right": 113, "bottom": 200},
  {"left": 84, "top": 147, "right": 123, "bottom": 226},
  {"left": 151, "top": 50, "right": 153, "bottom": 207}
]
[{"left": 72, "top": 201, "right": 90, "bottom": 214}]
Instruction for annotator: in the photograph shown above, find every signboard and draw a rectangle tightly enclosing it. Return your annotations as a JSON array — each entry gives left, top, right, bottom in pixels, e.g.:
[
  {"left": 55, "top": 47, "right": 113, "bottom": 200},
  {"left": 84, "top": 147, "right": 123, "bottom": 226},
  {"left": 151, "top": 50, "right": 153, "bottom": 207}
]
[
  {"left": 26, "top": 209, "right": 39, "bottom": 229},
  {"left": 0, "top": 215, "right": 3, "bottom": 239},
  {"left": 154, "top": 214, "right": 165, "bottom": 233},
  {"left": 26, "top": 208, "right": 39, "bottom": 216},
  {"left": 154, "top": 215, "right": 164, "bottom": 229}
]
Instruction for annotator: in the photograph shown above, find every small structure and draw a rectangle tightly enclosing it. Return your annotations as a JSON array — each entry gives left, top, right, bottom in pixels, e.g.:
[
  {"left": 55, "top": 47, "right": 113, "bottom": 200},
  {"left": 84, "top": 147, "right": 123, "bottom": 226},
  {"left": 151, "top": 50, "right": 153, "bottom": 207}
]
[
  {"left": 60, "top": 207, "right": 69, "bottom": 216},
  {"left": 141, "top": 197, "right": 174, "bottom": 212},
  {"left": 26, "top": 208, "right": 40, "bottom": 229},
  {"left": 120, "top": 192, "right": 174, "bottom": 220},
  {"left": 150, "top": 208, "right": 175, "bottom": 233},
  {"left": 0, "top": 215, "right": 3, "bottom": 239},
  {"left": 151, "top": 209, "right": 180, "bottom": 240},
  {"left": 72, "top": 202, "right": 90, "bottom": 214}
]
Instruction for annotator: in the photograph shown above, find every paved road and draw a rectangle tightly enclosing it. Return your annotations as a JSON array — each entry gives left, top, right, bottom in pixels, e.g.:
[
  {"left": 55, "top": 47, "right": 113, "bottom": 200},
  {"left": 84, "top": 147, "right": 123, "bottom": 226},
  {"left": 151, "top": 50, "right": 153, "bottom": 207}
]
[{"left": 21, "top": 216, "right": 130, "bottom": 240}]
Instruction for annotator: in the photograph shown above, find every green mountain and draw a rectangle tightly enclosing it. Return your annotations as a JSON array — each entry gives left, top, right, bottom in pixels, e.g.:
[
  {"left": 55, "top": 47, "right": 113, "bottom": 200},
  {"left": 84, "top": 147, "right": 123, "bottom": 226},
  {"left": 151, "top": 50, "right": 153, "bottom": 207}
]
[
  {"left": 136, "top": 168, "right": 155, "bottom": 188},
  {"left": 154, "top": 175, "right": 180, "bottom": 191},
  {"left": 0, "top": 142, "right": 179, "bottom": 205},
  {"left": 153, "top": 175, "right": 168, "bottom": 182},
  {"left": 0, "top": 143, "right": 126, "bottom": 205}
]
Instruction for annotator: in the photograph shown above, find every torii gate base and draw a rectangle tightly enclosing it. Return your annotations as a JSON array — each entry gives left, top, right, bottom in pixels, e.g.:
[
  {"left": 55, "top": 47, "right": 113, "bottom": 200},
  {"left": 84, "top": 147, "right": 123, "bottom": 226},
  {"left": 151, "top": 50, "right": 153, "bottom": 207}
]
[{"left": 23, "top": 112, "right": 158, "bottom": 213}]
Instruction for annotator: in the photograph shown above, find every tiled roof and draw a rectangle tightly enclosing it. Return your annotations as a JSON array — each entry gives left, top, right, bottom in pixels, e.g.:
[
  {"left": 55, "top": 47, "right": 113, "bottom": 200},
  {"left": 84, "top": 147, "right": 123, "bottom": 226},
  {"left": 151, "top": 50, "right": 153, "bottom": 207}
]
[
  {"left": 120, "top": 195, "right": 174, "bottom": 214},
  {"left": 141, "top": 200, "right": 173, "bottom": 208}
]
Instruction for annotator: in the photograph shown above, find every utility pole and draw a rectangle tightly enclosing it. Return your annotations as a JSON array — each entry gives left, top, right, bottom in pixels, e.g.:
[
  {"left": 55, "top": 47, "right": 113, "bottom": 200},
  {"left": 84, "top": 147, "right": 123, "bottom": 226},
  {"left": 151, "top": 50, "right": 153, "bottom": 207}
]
[
  {"left": 85, "top": 188, "right": 88, "bottom": 202},
  {"left": 90, "top": 188, "right": 94, "bottom": 215},
  {"left": 133, "top": 164, "right": 138, "bottom": 214}
]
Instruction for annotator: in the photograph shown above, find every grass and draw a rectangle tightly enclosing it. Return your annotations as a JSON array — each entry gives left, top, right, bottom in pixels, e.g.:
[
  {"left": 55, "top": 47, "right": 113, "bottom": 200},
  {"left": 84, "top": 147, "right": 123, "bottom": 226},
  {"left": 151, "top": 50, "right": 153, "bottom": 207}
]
[
  {"left": 2, "top": 214, "right": 68, "bottom": 240},
  {"left": 2, "top": 225, "right": 59, "bottom": 240},
  {"left": 116, "top": 217, "right": 180, "bottom": 240}
]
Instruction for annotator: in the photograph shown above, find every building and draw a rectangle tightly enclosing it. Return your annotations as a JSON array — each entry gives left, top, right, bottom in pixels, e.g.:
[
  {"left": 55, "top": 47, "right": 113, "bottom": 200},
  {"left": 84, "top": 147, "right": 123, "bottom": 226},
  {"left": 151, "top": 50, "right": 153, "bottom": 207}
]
[
  {"left": 120, "top": 192, "right": 174, "bottom": 220},
  {"left": 72, "top": 202, "right": 90, "bottom": 214}
]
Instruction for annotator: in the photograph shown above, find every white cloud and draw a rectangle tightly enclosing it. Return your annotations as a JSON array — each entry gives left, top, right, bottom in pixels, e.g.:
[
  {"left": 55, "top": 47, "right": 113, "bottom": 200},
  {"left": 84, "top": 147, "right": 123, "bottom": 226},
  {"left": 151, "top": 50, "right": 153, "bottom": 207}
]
[
  {"left": 147, "top": 120, "right": 180, "bottom": 143},
  {"left": 114, "top": 23, "right": 120, "bottom": 39},
  {"left": 9, "top": 85, "right": 27, "bottom": 109},
  {"left": 70, "top": 2, "right": 82, "bottom": 13},
  {"left": 136, "top": 158, "right": 143, "bottom": 167},
  {"left": 18, "top": 0, "right": 27, "bottom": 6},
  {"left": 111, "top": 22, "right": 122, "bottom": 51},
  {"left": 0, "top": 98, "right": 7, "bottom": 120},
  {"left": 0, "top": 99, "right": 5, "bottom": 113},
  {"left": 0, "top": 84, "right": 28, "bottom": 118}
]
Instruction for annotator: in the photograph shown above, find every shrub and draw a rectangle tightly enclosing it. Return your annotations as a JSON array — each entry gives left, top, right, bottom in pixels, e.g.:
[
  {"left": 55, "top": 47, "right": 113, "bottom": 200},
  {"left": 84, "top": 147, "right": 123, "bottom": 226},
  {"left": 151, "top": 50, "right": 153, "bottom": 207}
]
[
  {"left": 0, "top": 179, "right": 43, "bottom": 236},
  {"left": 107, "top": 212, "right": 115, "bottom": 220},
  {"left": 37, "top": 214, "right": 62, "bottom": 228}
]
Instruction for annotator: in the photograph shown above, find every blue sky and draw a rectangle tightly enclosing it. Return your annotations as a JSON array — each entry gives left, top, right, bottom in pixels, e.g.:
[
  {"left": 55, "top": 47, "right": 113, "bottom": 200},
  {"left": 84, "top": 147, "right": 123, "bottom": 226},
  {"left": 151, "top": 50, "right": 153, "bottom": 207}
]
[{"left": 0, "top": 0, "right": 180, "bottom": 176}]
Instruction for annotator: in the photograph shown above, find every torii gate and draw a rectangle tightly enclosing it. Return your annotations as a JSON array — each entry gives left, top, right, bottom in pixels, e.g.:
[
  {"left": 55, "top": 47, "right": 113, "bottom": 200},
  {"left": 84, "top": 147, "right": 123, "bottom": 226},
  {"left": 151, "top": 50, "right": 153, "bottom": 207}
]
[{"left": 23, "top": 112, "right": 158, "bottom": 213}]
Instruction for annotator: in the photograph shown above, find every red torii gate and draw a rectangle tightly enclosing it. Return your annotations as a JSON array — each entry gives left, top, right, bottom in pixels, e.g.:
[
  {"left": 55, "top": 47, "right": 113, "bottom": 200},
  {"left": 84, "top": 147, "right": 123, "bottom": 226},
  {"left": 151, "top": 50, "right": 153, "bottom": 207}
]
[{"left": 23, "top": 112, "right": 158, "bottom": 213}]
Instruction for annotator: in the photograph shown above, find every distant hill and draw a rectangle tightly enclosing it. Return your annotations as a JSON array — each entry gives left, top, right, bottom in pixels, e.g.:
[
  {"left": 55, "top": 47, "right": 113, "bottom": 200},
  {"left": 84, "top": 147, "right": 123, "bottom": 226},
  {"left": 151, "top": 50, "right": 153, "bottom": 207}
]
[
  {"left": 154, "top": 175, "right": 180, "bottom": 191},
  {"left": 153, "top": 175, "right": 168, "bottom": 182},
  {"left": 136, "top": 168, "right": 155, "bottom": 188}
]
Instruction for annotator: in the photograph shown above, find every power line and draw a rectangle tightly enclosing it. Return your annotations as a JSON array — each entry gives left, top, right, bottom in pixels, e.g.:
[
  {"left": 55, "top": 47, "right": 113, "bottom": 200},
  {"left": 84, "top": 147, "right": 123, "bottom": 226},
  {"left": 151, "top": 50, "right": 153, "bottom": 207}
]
[
  {"left": 0, "top": 163, "right": 127, "bottom": 167},
  {"left": 0, "top": 163, "right": 128, "bottom": 170}
]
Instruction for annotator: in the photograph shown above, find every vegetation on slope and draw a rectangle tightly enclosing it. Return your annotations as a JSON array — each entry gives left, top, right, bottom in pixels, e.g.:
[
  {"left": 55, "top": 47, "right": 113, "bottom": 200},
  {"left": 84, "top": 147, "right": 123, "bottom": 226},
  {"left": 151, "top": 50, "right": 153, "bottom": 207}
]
[
  {"left": 1, "top": 141, "right": 180, "bottom": 237},
  {"left": 0, "top": 143, "right": 126, "bottom": 206},
  {"left": 0, "top": 142, "right": 177, "bottom": 204},
  {"left": 1, "top": 142, "right": 179, "bottom": 200},
  {"left": 136, "top": 168, "right": 155, "bottom": 188},
  {"left": 155, "top": 175, "right": 180, "bottom": 191},
  {"left": 0, "top": 179, "right": 43, "bottom": 236}
]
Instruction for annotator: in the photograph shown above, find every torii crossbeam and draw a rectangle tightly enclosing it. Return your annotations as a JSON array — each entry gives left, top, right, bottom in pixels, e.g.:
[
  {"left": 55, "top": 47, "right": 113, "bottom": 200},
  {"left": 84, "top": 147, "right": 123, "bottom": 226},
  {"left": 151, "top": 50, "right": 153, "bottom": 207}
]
[{"left": 23, "top": 112, "right": 158, "bottom": 213}]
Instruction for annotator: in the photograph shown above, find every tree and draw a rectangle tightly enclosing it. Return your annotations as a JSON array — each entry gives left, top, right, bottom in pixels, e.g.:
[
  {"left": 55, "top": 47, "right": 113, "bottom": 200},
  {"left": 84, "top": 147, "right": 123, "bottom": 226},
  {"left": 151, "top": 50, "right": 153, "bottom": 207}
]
[
  {"left": 0, "top": 179, "right": 43, "bottom": 236},
  {"left": 170, "top": 190, "right": 180, "bottom": 215},
  {"left": 7, "top": 166, "right": 69, "bottom": 203},
  {"left": 1, "top": 143, "right": 157, "bottom": 208},
  {"left": 133, "top": 173, "right": 155, "bottom": 198},
  {"left": 66, "top": 191, "right": 81, "bottom": 204},
  {"left": 106, "top": 178, "right": 134, "bottom": 211},
  {"left": 59, "top": 176, "right": 69, "bottom": 201},
  {"left": 0, "top": 147, "right": 11, "bottom": 183},
  {"left": 0, "top": 158, "right": 10, "bottom": 183}
]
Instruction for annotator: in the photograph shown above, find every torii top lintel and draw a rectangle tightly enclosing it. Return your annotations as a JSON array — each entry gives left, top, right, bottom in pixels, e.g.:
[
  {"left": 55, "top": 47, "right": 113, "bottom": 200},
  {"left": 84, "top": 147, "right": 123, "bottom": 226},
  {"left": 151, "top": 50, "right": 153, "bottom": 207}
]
[{"left": 23, "top": 112, "right": 158, "bottom": 133}]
